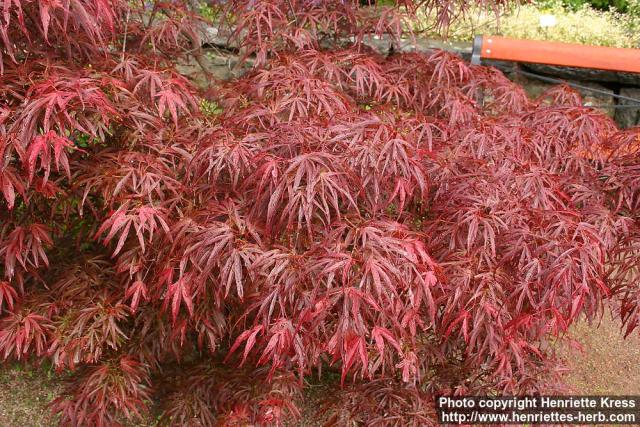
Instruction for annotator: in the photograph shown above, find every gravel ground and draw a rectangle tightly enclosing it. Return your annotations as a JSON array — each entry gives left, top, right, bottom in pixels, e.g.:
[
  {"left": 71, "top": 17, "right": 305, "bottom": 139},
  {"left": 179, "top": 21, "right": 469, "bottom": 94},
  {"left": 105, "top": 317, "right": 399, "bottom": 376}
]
[
  {"left": 558, "top": 311, "right": 640, "bottom": 396},
  {"left": 0, "top": 314, "right": 638, "bottom": 427},
  {"left": 0, "top": 363, "right": 61, "bottom": 426}
]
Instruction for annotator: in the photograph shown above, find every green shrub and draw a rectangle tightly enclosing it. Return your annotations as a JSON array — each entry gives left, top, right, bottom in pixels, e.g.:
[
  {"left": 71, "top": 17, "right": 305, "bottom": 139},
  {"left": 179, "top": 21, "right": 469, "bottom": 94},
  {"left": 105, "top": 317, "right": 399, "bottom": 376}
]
[
  {"left": 626, "top": 0, "right": 640, "bottom": 33},
  {"left": 544, "top": 0, "right": 630, "bottom": 12},
  {"left": 589, "top": 0, "right": 629, "bottom": 11}
]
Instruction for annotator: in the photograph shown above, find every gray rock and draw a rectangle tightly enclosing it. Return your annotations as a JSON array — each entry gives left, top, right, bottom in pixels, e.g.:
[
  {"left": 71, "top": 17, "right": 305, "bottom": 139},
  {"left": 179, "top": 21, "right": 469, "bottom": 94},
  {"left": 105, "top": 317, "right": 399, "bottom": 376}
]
[
  {"left": 175, "top": 50, "right": 251, "bottom": 89},
  {"left": 318, "top": 34, "right": 473, "bottom": 58},
  {"left": 185, "top": 23, "right": 640, "bottom": 124},
  {"left": 509, "top": 72, "right": 553, "bottom": 99},
  {"left": 196, "top": 22, "right": 238, "bottom": 50},
  {"left": 508, "top": 73, "right": 616, "bottom": 116},
  {"left": 523, "top": 63, "right": 640, "bottom": 86},
  {"left": 615, "top": 87, "right": 640, "bottom": 128},
  {"left": 575, "top": 82, "right": 616, "bottom": 116}
]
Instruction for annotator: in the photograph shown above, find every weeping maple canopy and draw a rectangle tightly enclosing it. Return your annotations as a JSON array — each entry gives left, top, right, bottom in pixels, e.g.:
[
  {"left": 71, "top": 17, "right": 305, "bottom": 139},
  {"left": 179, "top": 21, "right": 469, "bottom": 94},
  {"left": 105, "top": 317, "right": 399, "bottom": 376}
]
[{"left": 1, "top": 1, "right": 639, "bottom": 425}]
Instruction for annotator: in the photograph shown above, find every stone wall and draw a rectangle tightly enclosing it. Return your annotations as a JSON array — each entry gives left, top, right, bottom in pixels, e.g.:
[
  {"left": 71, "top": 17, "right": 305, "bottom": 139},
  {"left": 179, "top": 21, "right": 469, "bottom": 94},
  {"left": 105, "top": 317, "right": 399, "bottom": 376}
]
[
  {"left": 181, "top": 25, "right": 640, "bottom": 128},
  {"left": 487, "top": 62, "right": 640, "bottom": 128}
]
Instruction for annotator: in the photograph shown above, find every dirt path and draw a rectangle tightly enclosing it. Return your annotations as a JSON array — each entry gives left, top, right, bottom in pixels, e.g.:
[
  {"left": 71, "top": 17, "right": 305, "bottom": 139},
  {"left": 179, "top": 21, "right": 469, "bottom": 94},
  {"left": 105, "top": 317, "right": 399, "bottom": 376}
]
[
  {"left": 0, "top": 363, "right": 61, "bottom": 427},
  {"left": 559, "top": 312, "right": 640, "bottom": 396}
]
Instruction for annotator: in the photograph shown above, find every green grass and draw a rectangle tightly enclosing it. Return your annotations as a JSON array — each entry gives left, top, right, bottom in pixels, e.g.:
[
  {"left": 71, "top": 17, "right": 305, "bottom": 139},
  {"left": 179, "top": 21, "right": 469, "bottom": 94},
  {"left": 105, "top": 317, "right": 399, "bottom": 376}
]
[{"left": 413, "top": 0, "right": 640, "bottom": 48}]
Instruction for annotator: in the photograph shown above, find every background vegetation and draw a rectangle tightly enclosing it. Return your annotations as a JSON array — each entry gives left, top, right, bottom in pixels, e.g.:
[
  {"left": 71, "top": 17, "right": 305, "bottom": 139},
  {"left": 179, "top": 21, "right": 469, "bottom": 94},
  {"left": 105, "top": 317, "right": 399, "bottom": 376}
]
[{"left": 414, "top": 0, "right": 640, "bottom": 47}]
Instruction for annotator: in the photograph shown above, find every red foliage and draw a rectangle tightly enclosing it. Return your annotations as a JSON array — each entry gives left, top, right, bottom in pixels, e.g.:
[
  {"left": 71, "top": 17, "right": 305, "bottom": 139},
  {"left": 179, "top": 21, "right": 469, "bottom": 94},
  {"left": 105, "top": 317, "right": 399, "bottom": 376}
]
[{"left": 1, "top": 0, "right": 640, "bottom": 425}]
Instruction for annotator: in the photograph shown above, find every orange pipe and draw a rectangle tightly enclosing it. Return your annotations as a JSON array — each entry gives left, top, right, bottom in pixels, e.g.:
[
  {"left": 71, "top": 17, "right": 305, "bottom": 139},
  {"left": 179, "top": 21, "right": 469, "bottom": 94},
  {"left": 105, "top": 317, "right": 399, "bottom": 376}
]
[{"left": 474, "top": 35, "right": 640, "bottom": 73}]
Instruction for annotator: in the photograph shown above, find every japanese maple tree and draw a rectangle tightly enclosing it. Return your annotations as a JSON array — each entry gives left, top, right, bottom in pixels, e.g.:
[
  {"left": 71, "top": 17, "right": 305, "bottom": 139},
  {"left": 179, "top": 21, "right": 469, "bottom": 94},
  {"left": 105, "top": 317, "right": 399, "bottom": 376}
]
[{"left": 1, "top": 0, "right": 640, "bottom": 425}]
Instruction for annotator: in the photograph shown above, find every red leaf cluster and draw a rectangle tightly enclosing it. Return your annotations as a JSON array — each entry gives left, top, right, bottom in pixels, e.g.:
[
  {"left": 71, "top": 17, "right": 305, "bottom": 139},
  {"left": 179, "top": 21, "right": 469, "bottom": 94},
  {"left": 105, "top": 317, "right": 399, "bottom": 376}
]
[{"left": 0, "top": 0, "right": 639, "bottom": 425}]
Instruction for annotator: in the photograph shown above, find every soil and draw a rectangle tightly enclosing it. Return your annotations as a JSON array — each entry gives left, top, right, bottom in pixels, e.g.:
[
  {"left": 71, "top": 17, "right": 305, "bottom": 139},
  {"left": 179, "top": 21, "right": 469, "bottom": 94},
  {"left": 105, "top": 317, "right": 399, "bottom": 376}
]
[
  {"left": 0, "top": 362, "right": 61, "bottom": 427},
  {"left": 557, "top": 311, "right": 640, "bottom": 396}
]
